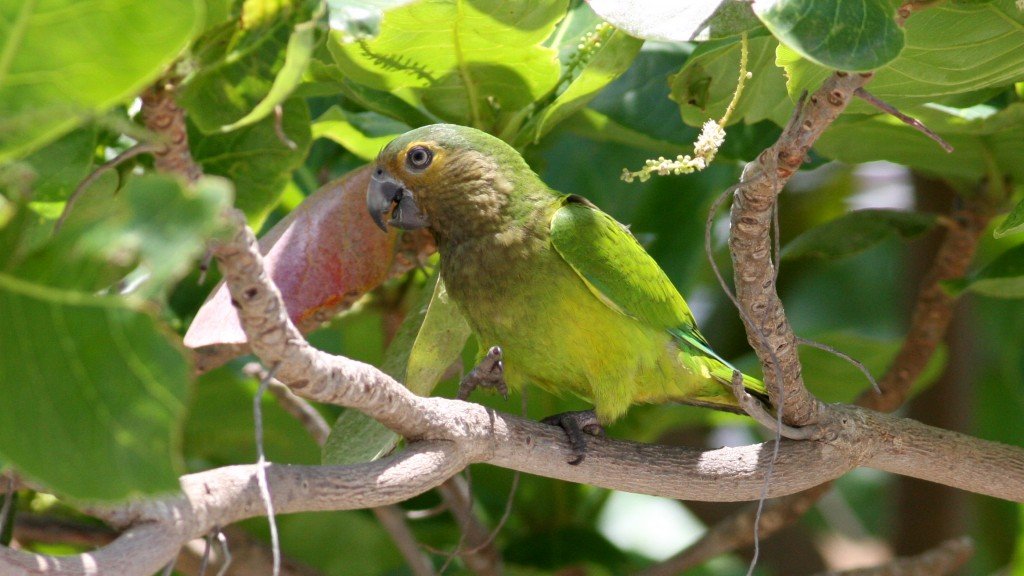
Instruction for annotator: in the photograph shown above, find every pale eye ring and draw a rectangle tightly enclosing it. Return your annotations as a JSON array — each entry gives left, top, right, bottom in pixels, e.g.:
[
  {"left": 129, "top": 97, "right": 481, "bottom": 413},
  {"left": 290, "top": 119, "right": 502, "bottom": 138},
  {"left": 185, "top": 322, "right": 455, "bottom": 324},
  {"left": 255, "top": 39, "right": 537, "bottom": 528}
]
[{"left": 406, "top": 146, "right": 433, "bottom": 170}]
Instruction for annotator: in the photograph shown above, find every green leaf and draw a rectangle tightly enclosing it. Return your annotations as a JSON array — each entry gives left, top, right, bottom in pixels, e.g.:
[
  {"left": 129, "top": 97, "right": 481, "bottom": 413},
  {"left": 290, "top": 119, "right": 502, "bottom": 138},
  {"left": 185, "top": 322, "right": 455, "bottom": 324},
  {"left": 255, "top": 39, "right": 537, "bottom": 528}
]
[
  {"left": 561, "top": 109, "right": 689, "bottom": 156},
  {"left": 960, "top": 244, "right": 1024, "bottom": 299},
  {"left": 323, "top": 272, "right": 470, "bottom": 465},
  {"left": 586, "top": 0, "right": 725, "bottom": 41},
  {"left": 179, "top": 0, "right": 326, "bottom": 132},
  {"left": 780, "top": 0, "right": 1024, "bottom": 108},
  {"left": 219, "top": 2, "right": 327, "bottom": 131},
  {"left": 5, "top": 126, "right": 99, "bottom": 202},
  {"left": 328, "top": 0, "right": 567, "bottom": 133},
  {"left": 517, "top": 29, "right": 643, "bottom": 146},
  {"left": 735, "top": 331, "right": 946, "bottom": 403},
  {"left": 755, "top": 0, "right": 904, "bottom": 72},
  {"left": 813, "top": 103, "right": 1024, "bottom": 183},
  {"left": 189, "top": 98, "right": 312, "bottom": 223},
  {"left": 994, "top": 195, "right": 1024, "bottom": 239},
  {"left": 670, "top": 33, "right": 792, "bottom": 128},
  {"left": 9, "top": 175, "right": 233, "bottom": 295},
  {"left": 185, "top": 367, "right": 321, "bottom": 466},
  {"left": 302, "top": 58, "right": 438, "bottom": 127},
  {"left": 0, "top": 0, "right": 201, "bottom": 160},
  {"left": 404, "top": 277, "right": 472, "bottom": 397},
  {"left": 782, "top": 209, "right": 938, "bottom": 261},
  {"left": 0, "top": 176, "right": 229, "bottom": 500},
  {"left": 311, "top": 106, "right": 407, "bottom": 161},
  {"left": 0, "top": 275, "right": 190, "bottom": 500}
]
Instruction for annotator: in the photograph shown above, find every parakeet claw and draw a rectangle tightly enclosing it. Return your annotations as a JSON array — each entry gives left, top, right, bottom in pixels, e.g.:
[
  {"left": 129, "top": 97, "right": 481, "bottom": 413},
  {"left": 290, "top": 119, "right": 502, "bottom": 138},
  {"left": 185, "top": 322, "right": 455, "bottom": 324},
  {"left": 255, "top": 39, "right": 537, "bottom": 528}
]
[
  {"left": 541, "top": 409, "right": 604, "bottom": 465},
  {"left": 457, "top": 346, "right": 507, "bottom": 401}
]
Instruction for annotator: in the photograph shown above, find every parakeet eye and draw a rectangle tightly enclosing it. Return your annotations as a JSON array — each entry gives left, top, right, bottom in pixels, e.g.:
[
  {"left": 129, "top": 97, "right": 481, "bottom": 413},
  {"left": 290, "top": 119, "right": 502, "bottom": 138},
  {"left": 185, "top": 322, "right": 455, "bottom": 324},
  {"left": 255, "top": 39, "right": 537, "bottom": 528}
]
[{"left": 406, "top": 146, "right": 433, "bottom": 170}]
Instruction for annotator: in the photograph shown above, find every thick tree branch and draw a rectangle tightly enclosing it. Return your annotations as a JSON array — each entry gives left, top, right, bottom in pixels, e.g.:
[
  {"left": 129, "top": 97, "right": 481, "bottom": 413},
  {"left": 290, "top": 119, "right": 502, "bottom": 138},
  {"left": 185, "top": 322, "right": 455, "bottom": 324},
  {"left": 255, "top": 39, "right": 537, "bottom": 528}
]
[
  {"left": 730, "top": 72, "right": 873, "bottom": 426},
  {"left": 139, "top": 81, "right": 203, "bottom": 182},
  {"left": 666, "top": 189, "right": 995, "bottom": 570},
  {"left": 4, "top": 207, "right": 1022, "bottom": 575}
]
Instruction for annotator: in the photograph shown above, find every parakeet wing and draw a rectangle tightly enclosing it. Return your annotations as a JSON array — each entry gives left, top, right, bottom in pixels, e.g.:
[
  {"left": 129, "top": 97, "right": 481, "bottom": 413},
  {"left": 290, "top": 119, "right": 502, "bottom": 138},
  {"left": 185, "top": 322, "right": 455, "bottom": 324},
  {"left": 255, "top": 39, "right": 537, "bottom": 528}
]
[
  {"left": 549, "top": 195, "right": 745, "bottom": 374},
  {"left": 549, "top": 196, "right": 701, "bottom": 334}
]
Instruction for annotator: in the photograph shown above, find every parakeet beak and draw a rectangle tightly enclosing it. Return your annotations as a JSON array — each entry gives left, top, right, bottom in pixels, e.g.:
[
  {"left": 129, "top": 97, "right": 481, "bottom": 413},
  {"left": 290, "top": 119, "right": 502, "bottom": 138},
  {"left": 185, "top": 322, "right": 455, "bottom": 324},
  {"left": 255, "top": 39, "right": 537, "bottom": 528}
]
[{"left": 367, "top": 169, "right": 430, "bottom": 232}]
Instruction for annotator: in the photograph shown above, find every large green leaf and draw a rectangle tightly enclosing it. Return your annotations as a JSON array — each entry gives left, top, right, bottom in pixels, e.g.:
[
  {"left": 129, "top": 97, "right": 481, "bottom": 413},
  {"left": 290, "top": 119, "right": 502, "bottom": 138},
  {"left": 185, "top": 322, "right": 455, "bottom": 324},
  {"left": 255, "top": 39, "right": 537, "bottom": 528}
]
[
  {"left": 0, "top": 176, "right": 230, "bottom": 501},
  {"left": 735, "top": 331, "right": 946, "bottom": 403},
  {"left": 754, "top": 0, "right": 904, "bottom": 72},
  {"left": 9, "top": 175, "right": 233, "bottom": 295},
  {"left": 515, "top": 28, "right": 643, "bottom": 147},
  {"left": 780, "top": 0, "right": 1024, "bottom": 109},
  {"left": 813, "top": 103, "right": 1024, "bottom": 182},
  {"left": 328, "top": 0, "right": 567, "bottom": 133},
  {"left": 4, "top": 126, "right": 98, "bottom": 202},
  {"left": 0, "top": 276, "right": 190, "bottom": 500},
  {"left": 0, "top": 0, "right": 201, "bottom": 161},
  {"left": 311, "top": 106, "right": 407, "bottom": 161},
  {"left": 189, "top": 98, "right": 312, "bottom": 223},
  {"left": 782, "top": 209, "right": 939, "bottom": 261},
  {"left": 323, "top": 272, "right": 470, "bottom": 465},
  {"left": 670, "top": 33, "right": 792, "bottom": 128},
  {"left": 179, "top": 0, "right": 326, "bottom": 132}
]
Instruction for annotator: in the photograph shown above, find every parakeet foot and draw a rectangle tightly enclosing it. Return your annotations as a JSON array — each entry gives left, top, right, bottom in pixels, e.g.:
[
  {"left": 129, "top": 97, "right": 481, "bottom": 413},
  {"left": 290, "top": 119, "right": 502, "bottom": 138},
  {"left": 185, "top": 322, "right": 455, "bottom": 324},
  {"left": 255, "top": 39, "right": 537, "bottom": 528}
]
[
  {"left": 541, "top": 409, "right": 604, "bottom": 465},
  {"left": 457, "top": 346, "right": 507, "bottom": 401}
]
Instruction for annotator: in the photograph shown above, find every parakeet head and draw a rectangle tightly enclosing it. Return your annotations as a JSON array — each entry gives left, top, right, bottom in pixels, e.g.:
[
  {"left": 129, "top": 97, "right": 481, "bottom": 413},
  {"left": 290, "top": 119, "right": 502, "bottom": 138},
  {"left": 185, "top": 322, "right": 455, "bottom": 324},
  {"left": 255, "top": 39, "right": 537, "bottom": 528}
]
[{"left": 367, "top": 124, "right": 543, "bottom": 244}]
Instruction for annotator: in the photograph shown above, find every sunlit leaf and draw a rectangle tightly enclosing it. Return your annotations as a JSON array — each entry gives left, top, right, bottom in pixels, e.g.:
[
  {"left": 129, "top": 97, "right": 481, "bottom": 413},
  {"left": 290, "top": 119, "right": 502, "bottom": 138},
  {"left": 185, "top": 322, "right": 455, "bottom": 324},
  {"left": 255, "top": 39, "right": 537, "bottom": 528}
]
[
  {"left": 189, "top": 98, "right": 312, "bottom": 223},
  {"left": 780, "top": 0, "right": 1024, "bottom": 108},
  {"left": 754, "top": 0, "right": 903, "bottom": 71},
  {"left": 311, "top": 106, "right": 407, "bottom": 160},
  {"left": 813, "top": 103, "right": 1024, "bottom": 182},
  {"left": 0, "top": 0, "right": 200, "bottom": 160},
  {"left": 323, "top": 272, "right": 470, "bottom": 465},
  {"left": 328, "top": 0, "right": 567, "bottom": 133},
  {"left": 670, "top": 33, "right": 791, "bottom": 128},
  {"left": 781, "top": 209, "right": 938, "bottom": 261},
  {"left": 179, "top": 0, "right": 326, "bottom": 132},
  {"left": 0, "top": 176, "right": 229, "bottom": 500},
  {"left": 9, "top": 175, "right": 233, "bottom": 295},
  {"left": 516, "top": 28, "right": 643, "bottom": 146}
]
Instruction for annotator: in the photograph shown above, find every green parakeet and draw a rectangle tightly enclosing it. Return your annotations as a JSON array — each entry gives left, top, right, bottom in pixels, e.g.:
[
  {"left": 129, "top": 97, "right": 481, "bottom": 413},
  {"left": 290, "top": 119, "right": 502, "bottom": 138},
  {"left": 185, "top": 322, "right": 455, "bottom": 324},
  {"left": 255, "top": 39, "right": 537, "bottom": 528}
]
[{"left": 368, "top": 124, "right": 767, "bottom": 461}]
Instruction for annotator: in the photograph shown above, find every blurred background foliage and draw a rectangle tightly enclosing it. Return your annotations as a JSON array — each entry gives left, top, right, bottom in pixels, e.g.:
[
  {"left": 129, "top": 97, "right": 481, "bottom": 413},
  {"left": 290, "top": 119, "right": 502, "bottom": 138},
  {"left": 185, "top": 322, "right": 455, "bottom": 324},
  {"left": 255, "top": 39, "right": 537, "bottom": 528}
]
[{"left": 1, "top": 0, "right": 1023, "bottom": 574}]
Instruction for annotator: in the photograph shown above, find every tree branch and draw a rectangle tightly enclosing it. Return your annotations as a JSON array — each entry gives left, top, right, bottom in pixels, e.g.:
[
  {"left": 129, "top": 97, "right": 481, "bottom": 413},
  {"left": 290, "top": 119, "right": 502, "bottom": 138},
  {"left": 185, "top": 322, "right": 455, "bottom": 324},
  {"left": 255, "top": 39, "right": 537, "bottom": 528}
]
[
  {"left": 140, "top": 81, "right": 203, "bottom": 182},
  {"left": 729, "top": 71, "right": 873, "bottom": 425},
  {"left": 3, "top": 204, "right": 1022, "bottom": 575}
]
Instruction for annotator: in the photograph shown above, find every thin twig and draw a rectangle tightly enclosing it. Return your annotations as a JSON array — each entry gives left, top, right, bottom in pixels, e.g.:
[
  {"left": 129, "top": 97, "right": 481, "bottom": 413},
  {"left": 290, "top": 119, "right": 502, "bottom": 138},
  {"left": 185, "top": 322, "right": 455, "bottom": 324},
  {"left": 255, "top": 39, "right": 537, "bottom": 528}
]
[
  {"left": 215, "top": 530, "right": 232, "bottom": 576},
  {"left": 854, "top": 88, "right": 954, "bottom": 153},
  {"left": 54, "top": 143, "right": 162, "bottom": 233},
  {"left": 274, "top": 105, "right": 298, "bottom": 151},
  {"left": 797, "top": 337, "right": 881, "bottom": 394},
  {"left": 254, "top": 364, "right": 282, "bottom": 576},
  {"left": 373, "top": 507, "right": 435, "bottom": 576}
]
